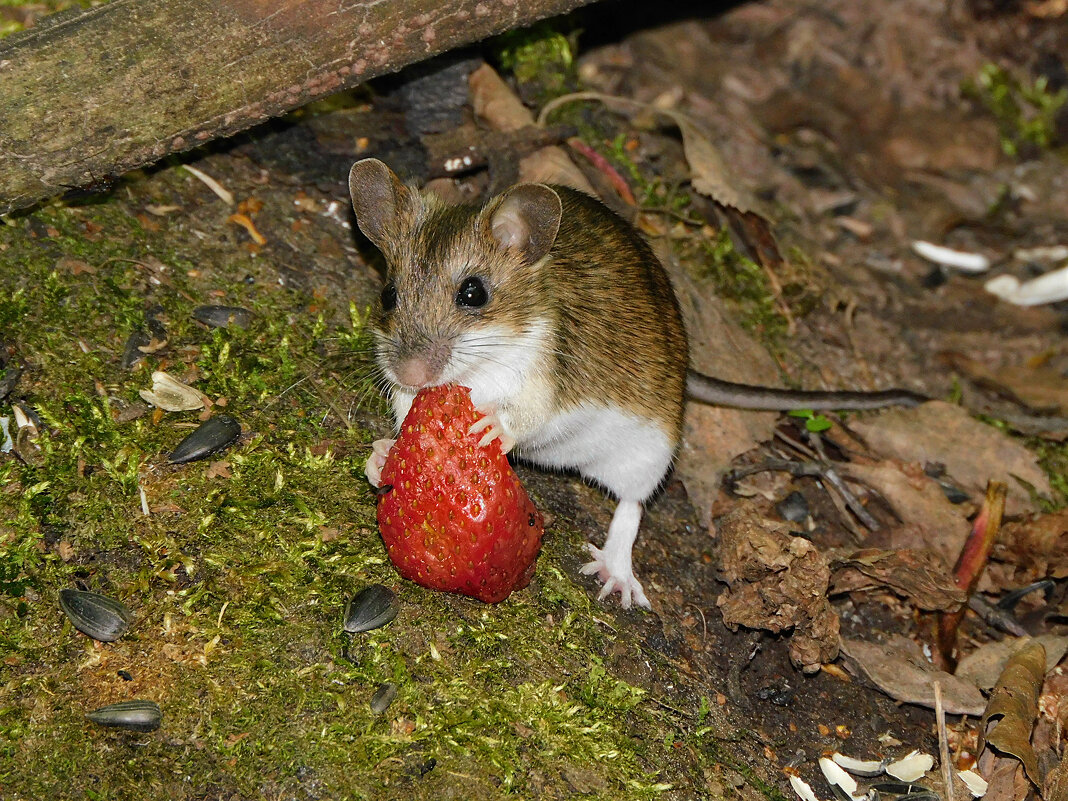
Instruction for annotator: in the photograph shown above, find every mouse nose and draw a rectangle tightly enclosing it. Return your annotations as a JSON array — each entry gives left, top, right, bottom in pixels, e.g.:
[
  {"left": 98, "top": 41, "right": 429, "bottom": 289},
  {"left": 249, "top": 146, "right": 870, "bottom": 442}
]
[
  {"left": 394, "top": 340, "right": 452, "bottom": 388},
  {"left": 395, "top": 357, "right": 434, "bottom": 388}
]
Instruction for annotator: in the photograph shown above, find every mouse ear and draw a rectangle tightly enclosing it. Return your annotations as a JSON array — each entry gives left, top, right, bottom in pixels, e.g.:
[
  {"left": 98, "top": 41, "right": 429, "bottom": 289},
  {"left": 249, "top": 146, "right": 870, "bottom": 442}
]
[
  {"left": 348, "top": 158, "right": 410, "bottom": 251},
  {"left": 488, "top": 184, "right": 562, "bottom": 263}
]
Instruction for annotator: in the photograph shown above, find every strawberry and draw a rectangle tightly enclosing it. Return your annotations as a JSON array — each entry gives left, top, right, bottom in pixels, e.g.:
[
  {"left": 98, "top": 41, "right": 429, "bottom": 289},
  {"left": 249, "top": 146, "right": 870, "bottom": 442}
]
[{"left": 376, "top": 385, "right": 544, "bottom": 603}]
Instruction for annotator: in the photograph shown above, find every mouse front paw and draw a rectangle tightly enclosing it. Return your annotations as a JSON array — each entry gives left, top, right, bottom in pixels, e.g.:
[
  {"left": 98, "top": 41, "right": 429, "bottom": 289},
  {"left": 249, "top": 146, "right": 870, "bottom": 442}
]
[
  {"left": 580, "top": 544, "right": 650, "bottom": 610},
  {"left": 364, "top": 438, "right": 396, "bottom": 487},
  {"left": 468, "top": 407, "right": 516, "bottom": 455}
]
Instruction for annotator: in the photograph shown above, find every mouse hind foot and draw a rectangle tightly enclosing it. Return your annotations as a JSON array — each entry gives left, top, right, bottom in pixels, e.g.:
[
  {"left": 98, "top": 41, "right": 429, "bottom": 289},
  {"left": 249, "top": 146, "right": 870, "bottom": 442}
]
[{"left": 579, "top": 500, "right": 649, "bottom": 610}]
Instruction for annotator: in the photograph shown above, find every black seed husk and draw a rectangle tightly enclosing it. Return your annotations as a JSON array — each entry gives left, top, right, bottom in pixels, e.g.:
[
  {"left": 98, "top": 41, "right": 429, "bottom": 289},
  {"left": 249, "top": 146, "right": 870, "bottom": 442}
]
[
  {"left": 343, "top": 585, "right": 398, "bottom": 633},
  {"left": 192, "top": 305, "right": 253, "bottom": 329},
  {"left": 370, "top": 682, "right": 398, "bottom": 714},
  {"left": 86, "top": 700, "right": 162, "bottom": 732},
  {"left": 121, "top": 329, "right": 151, "bottom": 369},
  {"left": 168, "top": 415, "right": 242, "bottom": 464},
  {"left": 59, "top": 589, "right": 131, "bottom": 642}
]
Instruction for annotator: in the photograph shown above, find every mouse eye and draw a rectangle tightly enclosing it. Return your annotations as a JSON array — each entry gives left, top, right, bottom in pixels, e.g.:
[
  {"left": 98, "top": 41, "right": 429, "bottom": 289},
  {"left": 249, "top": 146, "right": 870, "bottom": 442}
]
[
  {"left": 455, "top": 276, "right": 489, "bottom": 309},
  {"left": 380, "top": 281, "right": 397, "bottom": 312}
]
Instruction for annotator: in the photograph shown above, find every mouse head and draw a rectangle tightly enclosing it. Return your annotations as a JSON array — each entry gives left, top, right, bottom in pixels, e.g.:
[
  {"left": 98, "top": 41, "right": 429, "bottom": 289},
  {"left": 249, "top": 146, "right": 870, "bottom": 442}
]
[{"left": 349, "top": 158, "right": 562, "bottom": 395}]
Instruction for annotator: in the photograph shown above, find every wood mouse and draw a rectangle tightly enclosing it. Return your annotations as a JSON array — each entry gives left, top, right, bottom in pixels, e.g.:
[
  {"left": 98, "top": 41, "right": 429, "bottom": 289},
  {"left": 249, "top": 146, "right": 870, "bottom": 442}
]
[{"left": 348, "top": 158, "right": 925, "bottom": 609}]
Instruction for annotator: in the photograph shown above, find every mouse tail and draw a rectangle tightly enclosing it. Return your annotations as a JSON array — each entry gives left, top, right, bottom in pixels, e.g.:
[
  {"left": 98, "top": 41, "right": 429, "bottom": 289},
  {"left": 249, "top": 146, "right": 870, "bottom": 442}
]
[{"left": 685, "top": 369, "right": 927, "bottom": 411}]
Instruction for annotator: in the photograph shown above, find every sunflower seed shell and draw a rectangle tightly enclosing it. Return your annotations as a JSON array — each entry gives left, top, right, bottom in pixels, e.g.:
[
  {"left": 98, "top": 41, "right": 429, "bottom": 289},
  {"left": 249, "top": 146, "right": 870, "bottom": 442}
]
[
  {"left": 343, "top": 585, "right": 398, "bottom": 633},
  {"left": 168, "top": 415, "right": 242, "bottom": 464},
  {"left": 193, "top": 305, "right": 253, "bottom": 329},
  {"left": 86, "top": 700, "right": 162, "bottom": 732},
  {"left": 59, "top": 589, "right": 131, "bottom": 642},
  {"left": 370, "top": 682, "right": 398, "bottom": 714}
]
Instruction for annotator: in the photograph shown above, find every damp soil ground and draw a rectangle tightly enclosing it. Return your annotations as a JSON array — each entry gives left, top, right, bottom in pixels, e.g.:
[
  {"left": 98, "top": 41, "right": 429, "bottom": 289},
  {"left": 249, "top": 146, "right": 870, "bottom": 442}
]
[{"left": 2, "top": 1, "right": 1068, "bottom": 799}]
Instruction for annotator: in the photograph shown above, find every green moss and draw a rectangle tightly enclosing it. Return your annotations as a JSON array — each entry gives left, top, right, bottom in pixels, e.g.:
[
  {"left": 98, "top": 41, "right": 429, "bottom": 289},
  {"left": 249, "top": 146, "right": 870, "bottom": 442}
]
[
  {"left": 1032, "top": 438, "right": 1068, "bottom": 510},
  {"left": 962, "top": 62, "right": 1068, "bottom": 157},
  {"left": 601, "top": 134, "right": 698, "bottom": 217},
  {"left": 492, "top": 22, "right": 579, "bottom": 105},
  {"left": 690, "top": 229, "right": 789, "bottom": 348}
]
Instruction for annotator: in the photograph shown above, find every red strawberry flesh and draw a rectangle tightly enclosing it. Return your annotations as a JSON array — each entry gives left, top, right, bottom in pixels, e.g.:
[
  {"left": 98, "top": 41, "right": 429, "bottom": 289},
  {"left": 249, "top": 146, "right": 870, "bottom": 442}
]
[{"left": 376, "top": 385, "right": 544, "bottom": 603}]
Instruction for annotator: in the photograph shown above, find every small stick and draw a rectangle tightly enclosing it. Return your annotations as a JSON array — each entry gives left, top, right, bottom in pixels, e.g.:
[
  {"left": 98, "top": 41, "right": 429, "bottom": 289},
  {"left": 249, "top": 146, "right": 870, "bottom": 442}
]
[
  {"left": 967, "top": 594, "right": 1027, "bottom": 637},
  {"left": 726, "top": 457, "right": 878, "bottom": 531},
  {"left": 934, "top": 681, "right": 956, "bottom": 801}
]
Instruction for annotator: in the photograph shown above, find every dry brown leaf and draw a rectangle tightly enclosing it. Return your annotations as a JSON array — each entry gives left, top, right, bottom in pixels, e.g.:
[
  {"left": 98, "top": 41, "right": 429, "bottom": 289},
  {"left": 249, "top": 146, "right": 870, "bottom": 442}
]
[
  {"left": 942, "top": 353, "right": 1068, "bottom": 415},
  {"left": 1045, "top": 757, "right": 1068, "bottom": 801},
  {"left": 851, "top": 401, "right": 1051, "bottom": 516},
  {"left": 844, "top": 460, "right": 972, "bottom": 567},
  {"left": 536, "top": 90, "right": 757, "bottom": 212},
  {"left": 956, "top": 635, "right": 1068, "bottom": 691},
  {"left": 829, "top": 548, "right": 966, "bottom": 611},
  {"left": 979, "top": 640, "right": 1045, "bottom": 788},
  {"left": 674, "top": 113, "right": 749, "bottom": 211},
  {"left": 56, "top": 256, "right": 96, "bottom": 275},
  {"left": 205, "top": 460, "right": 232, "bottom": 480},
  {"left": 840, "top": 636, "right": 986, "bottom": 716},
  {"left": 715, "top": 506, "right": 838, "bottom": 673},
  {"left": 977, "top": 752, "right": 1026, "bottom": 801},
  {"left": 469, "top": 65, "right": 593, "bottom": 193},
  {"left": 997, "top": 509, "right": 1068, "bottom": 580},
  {"left": 1025, "top": 0, "right": 1068, "bottom": 18}
]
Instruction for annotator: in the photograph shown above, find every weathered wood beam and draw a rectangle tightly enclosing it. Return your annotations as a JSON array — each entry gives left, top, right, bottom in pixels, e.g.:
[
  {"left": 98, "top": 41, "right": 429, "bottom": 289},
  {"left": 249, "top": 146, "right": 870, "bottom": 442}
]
[{"left": 0, "top": 0, "right": 597, "bottom": 214}]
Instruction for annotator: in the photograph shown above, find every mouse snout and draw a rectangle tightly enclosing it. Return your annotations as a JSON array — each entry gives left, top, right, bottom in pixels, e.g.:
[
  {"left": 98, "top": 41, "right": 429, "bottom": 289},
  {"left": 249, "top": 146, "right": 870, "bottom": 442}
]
[{"left": 393, "top": 340, "right": 452, "bottom": 389}]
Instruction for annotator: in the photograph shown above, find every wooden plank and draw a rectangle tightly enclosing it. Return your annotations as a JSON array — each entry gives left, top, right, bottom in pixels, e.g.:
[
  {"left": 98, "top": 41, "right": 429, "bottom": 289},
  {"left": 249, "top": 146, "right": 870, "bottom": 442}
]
[{"left": 0, "top": 0, "right": 595, "bottom": 214}]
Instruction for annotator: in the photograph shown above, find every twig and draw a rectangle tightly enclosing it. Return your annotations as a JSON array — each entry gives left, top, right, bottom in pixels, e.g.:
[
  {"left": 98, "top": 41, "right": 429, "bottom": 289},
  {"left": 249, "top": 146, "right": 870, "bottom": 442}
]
[
  {"left": 935, "top": 681, "right": 956, "bottom": 801},
  {"left": 967, "top": 594, "right": 1027, "bottom": 637},
  {"left": 809, "top": 431, "right": 880, "bottom": 531},
  {"left": 773, "top": 428, "right": 819, "bottom": 460},
  {"left": 727, "top": 457, "right": 878, "bottom": 532},
  {"left": 819, "top": 471, "right": 867, "bottom": 543}
]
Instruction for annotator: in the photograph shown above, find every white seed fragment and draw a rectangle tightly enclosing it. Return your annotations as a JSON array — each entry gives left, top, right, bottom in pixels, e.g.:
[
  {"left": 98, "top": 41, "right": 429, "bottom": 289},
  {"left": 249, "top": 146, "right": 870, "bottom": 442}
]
[
  {"left": 911, "top": 240, "right": 991, "bottom": 272},
  {"left": 958, "top": 769, "right": 988, "bottom": 798},
  {"left": 886, "top": 750, "right": 934, "bottom": 782},
  {"left": 1013, "top": 245, "right": 1068, "bottom": 262},
  {"left": 831, "top": 753, "right": 886, "bottom": 777},
  {"left": 182, "top": 164, "right": 234, "bottom": 205},
  {"left": 985, "top": 265, "right": 1068, "bottom": 306},
  {"left": 819, "top": 757, "right": 867, "bottom": 800},
  {"left": 139, "top": 371, "right": 208, "bottom": 412},
  {"left": 12, "top": 403, "right": 35, "bottom": 432},
  {"left": 789, "top": 774, "right": 824, "bottom": 801}
]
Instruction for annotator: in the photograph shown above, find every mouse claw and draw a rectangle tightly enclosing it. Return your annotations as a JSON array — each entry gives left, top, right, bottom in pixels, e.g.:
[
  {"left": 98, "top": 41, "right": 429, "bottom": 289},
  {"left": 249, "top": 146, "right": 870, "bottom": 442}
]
[
  {"left": 580, "top": 544, "right": 650, "bottom": 610},
  {"left": 468, "top": 410, "right": 515, "bottom": 454},
  {"left": 365, "top": 438, "right": 395, "bottom": 487}
]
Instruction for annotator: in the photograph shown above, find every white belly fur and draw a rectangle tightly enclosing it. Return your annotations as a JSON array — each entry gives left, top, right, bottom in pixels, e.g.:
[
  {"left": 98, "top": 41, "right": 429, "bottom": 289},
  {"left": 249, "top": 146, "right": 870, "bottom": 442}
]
[{"left": 514, "top": 403, "right": 676, "bottom": 502}]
